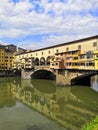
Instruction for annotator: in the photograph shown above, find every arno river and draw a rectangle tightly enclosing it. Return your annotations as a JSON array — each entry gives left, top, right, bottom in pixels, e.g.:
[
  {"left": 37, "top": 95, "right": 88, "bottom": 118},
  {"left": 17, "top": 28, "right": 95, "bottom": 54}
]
[{"left": 0, "top": 76, "right": 98, "bottom": 130}]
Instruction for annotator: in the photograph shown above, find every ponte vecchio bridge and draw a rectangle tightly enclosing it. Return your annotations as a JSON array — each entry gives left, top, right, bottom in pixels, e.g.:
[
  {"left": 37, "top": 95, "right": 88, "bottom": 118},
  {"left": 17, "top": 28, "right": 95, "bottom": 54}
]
[{"left": 14, "top": 35, "right": 98, "bottom": 86}]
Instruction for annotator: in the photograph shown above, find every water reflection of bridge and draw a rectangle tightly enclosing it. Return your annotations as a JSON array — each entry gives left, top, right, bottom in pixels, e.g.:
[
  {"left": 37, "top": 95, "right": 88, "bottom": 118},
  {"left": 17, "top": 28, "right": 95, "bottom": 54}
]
[{"left": 11, "top": 78, "right": 98, "bottom": 130}]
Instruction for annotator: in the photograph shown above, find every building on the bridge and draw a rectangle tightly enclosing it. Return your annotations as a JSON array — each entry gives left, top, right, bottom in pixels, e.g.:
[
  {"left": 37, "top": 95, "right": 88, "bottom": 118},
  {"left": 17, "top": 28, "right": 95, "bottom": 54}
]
[
  {"left": 14, "top": 35, "right": 98, "bottom": 71},
  {"left": 94, "top": 50, "right": 98, "bottom": 70}
]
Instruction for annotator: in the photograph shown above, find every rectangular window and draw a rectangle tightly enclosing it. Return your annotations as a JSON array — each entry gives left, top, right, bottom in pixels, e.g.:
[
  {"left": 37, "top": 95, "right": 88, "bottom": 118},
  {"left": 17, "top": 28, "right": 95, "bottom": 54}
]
[
  {"left": 56, "top": 49, "right": 59, "bottom": 53},
  {"left": 93, "top": 42, "right": 97, "bottom": 47},
  {"left": 78, "top": 45, "right": 81, "bottom": 50},
  {"left": 80, "top": 55, "right": 85, "bottom": 59},
  {"left": 87, "top": 51, "right": 93, "bottom": 59},
  {"left": 96, "top": 55, "right": 98, "bottom": 58},
  {"left": 66, "top": 47, "right": 69, "bottom": 52},
  {"left": 48, "top": 51, "right": 51, "bottom": 54},
  {"left": 73, "top": 57, "right": 78, "bottom": 60}
]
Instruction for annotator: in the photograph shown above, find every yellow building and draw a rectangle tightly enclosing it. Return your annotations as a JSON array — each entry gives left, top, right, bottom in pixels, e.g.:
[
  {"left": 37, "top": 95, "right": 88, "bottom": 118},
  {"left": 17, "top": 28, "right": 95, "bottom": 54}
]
[
  {"left": 4, "top": 51, "right": 14, "bottom": 70},
  {"left": 0, "top": 45, "right": 5, "bottom": 70},
  {"left": 14, "top": 35, "right": 98, "bottom": 71},
  {"left": 0, "top": 44, "right": 15, "bottom": 71},
  {"left": 94, "top": 50, "right": 98, "bottom": 70}
]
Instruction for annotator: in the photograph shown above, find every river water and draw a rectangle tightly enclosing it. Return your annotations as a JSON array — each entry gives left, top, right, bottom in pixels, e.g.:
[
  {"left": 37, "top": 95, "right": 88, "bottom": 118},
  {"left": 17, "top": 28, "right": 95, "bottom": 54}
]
[{"left": 0, "top": 76, "right": 98, "bottom": 130}]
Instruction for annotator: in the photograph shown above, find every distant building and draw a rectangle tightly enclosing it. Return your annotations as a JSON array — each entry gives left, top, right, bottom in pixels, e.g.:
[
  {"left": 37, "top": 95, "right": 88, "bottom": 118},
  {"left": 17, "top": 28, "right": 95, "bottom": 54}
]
[
  {"left": 0, "top": 45, "right": 5, "bottom": 70},
  {"left": 18, "top": 47, "right": 26, "bottom": 53},
  {"left": 5, "top": 44, "right": 17, "bottom": 52},
  {"left": 0, "top": 44, "right": 15, "bottom": 70}
]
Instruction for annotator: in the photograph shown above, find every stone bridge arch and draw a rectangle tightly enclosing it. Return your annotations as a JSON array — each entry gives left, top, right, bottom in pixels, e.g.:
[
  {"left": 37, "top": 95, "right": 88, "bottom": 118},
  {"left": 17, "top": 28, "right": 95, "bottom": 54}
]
[
  {"left": 70, "top": 72, "right": 98, "bottom": 86},
  {"left": 21, "top": 67, "right": 98, "bottom": 86},
  {"left": 31, "top": 68, "right": 56, "bottom": 80}
]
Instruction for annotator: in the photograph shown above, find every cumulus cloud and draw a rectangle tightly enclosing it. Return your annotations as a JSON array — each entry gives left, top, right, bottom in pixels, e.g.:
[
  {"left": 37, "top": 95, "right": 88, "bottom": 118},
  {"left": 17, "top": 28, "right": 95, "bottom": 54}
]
[{"left": 0, "top": 0, "right": 98, "bottom": 49}]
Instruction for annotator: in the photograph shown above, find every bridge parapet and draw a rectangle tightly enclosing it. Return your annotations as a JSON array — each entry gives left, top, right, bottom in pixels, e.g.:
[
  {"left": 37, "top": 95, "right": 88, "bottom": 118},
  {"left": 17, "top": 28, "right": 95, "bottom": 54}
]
[{"left": 34, "top": 65, "right": 50, "bottom": 70}]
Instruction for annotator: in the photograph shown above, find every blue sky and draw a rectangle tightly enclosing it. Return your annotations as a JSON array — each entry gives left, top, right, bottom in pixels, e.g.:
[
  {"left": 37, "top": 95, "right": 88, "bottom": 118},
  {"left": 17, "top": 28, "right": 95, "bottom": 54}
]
[{"left": 0, "top": 0, "right": 98, "bottom": 49}]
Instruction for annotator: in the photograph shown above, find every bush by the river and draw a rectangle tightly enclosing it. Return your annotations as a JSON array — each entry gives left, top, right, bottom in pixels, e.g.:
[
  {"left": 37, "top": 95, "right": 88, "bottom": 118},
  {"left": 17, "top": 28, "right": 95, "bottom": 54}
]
[{"left": 81, "top": 116, "right": 98, "bottom": 130}]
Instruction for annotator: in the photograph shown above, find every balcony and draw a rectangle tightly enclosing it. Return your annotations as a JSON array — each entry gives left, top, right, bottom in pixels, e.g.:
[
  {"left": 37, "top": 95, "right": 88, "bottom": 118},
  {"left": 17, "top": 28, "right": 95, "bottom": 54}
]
[
  {"left": 72, "top": 53, "right": 79, "bottom": 57},
  {"left": 94, "top": 50, "right": 98, "bottom": 54},
  {"left": 65, "top": 65, "right": 72, "bottom": 69},
  {"left": 72, "top": 60, "right": 78, "bottom": 63},
  {"left": 66, "top": 54, "right": 72, "bottom": 57},
  {"left": 72, "top": 66, "right": 78, "bottom": 69},
  {"left": 65, "top": 59, "right": 73, "bottom": 63}
]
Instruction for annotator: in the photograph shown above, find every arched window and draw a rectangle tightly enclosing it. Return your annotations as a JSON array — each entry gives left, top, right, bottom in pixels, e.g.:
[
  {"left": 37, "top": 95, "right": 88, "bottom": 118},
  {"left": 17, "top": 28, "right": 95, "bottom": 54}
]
[
  {"left": 46, "top": 56, "right": 50, "bottom": 65},
  {"left": 35, "top": 58, "right": 39, "bottom": 66},
  {"left": 40, "top": 57, "right": 45, "bottom": 65}
]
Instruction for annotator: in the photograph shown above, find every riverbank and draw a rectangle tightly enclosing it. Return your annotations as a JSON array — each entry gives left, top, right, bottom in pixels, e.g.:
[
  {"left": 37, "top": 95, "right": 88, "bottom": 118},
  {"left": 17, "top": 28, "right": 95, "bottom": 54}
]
[
  {"left": 0, "top": 69, "right": 21, "bottom": 77},
  {"left": 81, "top": 116, "right": 98, "bottom": 130}
]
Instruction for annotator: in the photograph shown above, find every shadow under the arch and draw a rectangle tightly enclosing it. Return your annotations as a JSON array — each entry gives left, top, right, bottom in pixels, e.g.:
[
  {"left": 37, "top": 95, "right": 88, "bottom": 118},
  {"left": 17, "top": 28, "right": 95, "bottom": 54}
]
[{"left": 31, "top": 70, "right": 56, "bottom": 80}]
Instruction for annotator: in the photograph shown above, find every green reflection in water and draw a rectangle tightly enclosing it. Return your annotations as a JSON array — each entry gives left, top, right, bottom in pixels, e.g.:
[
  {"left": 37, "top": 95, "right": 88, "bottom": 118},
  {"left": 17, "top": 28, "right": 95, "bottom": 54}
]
[
  {"left": 0, "top": 77, "right": 98, "bottom": 130},
  {"left": 31, "top": 80, "right": 56, "bottom": 93},
  {"left": 0, "top": 77, "right": 65, "bottom": 130}
]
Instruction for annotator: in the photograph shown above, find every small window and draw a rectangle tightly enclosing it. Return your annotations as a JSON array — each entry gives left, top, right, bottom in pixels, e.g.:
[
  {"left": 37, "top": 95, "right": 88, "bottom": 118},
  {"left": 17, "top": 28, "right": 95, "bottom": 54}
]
[
  {"left": 42, "top": 52, "right": 43, "bottom": 55},
  {"left": 80, "top": 55, "right": 85, "bottom": 59},
  {"left": 66, "top": 47, "right": 69, "bottom": 52},
  {"left": 96, "top": 55, "right": 98, "bottom": 58},
  {"left": 36, "top": 53, "right": 38, "bottom": 56},
  {"left": 78, "top": 45, "right": 81, "bottom": 50},
  {"left": 93, "top": 42, "right": 97, "bottom": 47},
  {"left": 55, "top": 63, "right": 58, "bottom": 65},
  {"left": 56, "top": 49, "right": 59, "bottom": 53},
  {"left": 48, "top": 51, "right": 51, "bottom": 54}
]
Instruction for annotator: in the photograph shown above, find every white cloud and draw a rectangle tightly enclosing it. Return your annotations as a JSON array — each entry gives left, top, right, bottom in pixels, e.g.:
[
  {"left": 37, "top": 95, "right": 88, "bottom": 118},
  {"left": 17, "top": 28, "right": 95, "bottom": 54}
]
[{"left": 0, "top": 0, "right": 98, "bottom": 49}]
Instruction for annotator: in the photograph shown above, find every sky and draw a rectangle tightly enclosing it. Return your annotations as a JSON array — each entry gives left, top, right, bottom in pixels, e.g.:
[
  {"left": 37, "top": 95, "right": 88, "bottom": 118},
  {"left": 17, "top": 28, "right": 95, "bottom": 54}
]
[{"left": 0, "top": 0, "right": 98, "bottom": 50}]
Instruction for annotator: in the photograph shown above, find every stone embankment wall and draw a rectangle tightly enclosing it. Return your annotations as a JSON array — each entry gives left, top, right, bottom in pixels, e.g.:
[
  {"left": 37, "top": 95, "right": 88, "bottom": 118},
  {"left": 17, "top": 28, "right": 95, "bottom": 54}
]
[{"left": 0, "top": 70, "right": 21, "bottom": 77}]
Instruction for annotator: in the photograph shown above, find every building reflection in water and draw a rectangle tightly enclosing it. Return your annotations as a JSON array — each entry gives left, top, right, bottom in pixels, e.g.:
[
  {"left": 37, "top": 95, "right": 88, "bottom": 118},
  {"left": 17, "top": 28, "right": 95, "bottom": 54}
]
[
  {"left": 0, "top": 78, "right": 16, "bottom": 108},
  {"left": 91, "top": 75, "right": 98, "bottom": 92},
  {"left": 0, "top": 77, "right": 98, "bottom": 130},
  {"left": 9, "top": 77, "right": 98, "bottom": 130}
]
